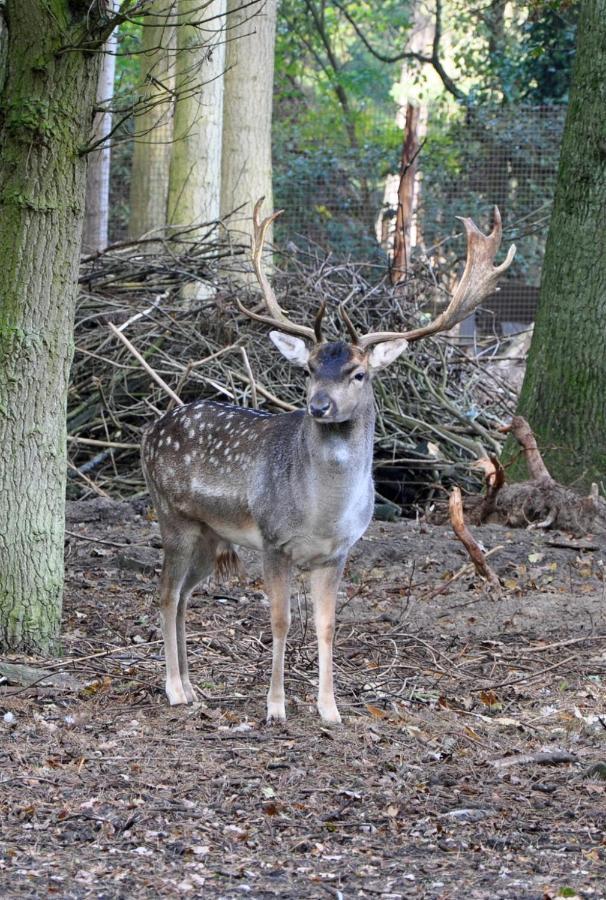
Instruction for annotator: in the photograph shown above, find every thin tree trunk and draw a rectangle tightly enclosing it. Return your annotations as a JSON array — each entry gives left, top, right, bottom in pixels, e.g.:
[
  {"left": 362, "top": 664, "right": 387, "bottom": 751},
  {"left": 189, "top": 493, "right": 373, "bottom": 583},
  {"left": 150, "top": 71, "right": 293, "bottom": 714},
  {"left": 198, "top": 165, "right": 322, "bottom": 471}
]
[
  {"left": 220, "top": 0, "right": 277, "bottom": 254},
  {"left": 128, "top": 2, "right": 176, "bottom": 240},
  {"left": 83, "top": 10, "right": 118, "bottom": 253},
  {"left": 167, "top": 0, "right": 226, "bottom": 234},
  {"left": 382, "top": 2, "right": 432, "bottom": 272},
  {"left": 511, "top": 0, "right": 606, "bottom": 487},
  {"left": 391, "top": 103, "right": 420, "bottom": 284},
  {"left": 0, "top": 2, "right": 102, "bottom": 652}
]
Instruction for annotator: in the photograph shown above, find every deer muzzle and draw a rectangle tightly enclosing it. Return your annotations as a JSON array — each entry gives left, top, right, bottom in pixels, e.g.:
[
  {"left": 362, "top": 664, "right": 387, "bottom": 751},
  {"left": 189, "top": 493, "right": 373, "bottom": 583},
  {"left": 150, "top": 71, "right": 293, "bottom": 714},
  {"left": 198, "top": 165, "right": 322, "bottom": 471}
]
[{"left": 309, "top": 390, "right": 333, "bottom": 419}]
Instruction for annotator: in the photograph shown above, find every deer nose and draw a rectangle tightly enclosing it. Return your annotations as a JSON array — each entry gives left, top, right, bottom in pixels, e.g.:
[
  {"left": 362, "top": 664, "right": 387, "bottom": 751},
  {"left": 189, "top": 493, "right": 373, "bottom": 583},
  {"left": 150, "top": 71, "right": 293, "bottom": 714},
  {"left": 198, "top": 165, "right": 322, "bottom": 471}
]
[{"left": 309, "top": 391, "right": 332, "bottom": 418}]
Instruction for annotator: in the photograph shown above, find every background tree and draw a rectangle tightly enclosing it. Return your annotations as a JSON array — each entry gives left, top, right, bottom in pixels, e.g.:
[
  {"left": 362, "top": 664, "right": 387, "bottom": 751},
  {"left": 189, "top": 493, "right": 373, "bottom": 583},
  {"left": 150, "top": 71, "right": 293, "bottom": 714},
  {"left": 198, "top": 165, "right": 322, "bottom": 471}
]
[
  {"left": 0, "top": 1, "right": 121, "bottom": 652},
  {"left": 220, "top": 0, "right": 277, "bottom": 252},
  {"left": 510, "top": 0, "right": 606, "bottom": 487},
  {"left": 167, "top": 0, "right": 226, "bottom": 235},
  {"left": 83, "top": 9, "right": 118, "bottom": 253},
  {"left": 128, "top": 2, "right": 176, "bottom": 240}
]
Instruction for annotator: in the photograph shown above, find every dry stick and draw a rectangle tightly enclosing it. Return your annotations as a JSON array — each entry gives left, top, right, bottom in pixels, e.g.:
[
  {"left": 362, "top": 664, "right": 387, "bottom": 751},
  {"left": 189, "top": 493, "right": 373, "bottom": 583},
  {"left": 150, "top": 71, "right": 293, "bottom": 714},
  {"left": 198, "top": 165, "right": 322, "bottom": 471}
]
[
  {"left": 65, "top": 530, "right": 149, "bottom": 549},
  {"left": 449, "top": 486, "right": 502, "bottom": 595},
  {"left": 43, "top": 630, "right": 214, "bottom": 669},
  {"left": 240, "top": 347, "right": 258, "bottom": 409},
  {"left": 67, "top": 460, "right": 111, "bottom": 499},
  {"left": 68, "top": 436, "right": 139, "bottom": 449},
  {"left": 108, "top": 321, "right": 184, "bottom": 406},
  {"left": 505, "top": 415, "right": 553, "bottom": 481}
]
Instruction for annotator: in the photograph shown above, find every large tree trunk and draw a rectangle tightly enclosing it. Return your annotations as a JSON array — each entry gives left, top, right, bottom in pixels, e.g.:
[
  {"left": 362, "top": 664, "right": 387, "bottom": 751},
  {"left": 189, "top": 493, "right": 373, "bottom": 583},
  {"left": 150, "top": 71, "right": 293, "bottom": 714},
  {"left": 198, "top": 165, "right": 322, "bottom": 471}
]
[
  {"left": 0, "top": 2, "right": 103, "bottom": 652},
  {"left": 167, "top": 0, "right": 226, "bottom": 234},
  {"left": 511, "top": 0, "right": 606, "bottom": 488},
  {"left": 220, "top": 0, "right": 277, "bottom": 252},
  {"left": 82, "top": 12, "right": 118, "bottom": 253},
  {"left": 128, "top": 2, "right": 176, "bottom": 240}
]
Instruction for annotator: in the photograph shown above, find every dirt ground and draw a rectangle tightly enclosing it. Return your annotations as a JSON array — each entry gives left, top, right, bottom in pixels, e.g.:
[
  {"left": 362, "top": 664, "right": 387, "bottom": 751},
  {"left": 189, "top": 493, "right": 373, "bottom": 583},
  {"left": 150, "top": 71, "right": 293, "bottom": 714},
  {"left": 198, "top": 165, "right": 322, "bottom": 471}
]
[{"left": 1, "top": 499, "right": 606, "bottom": 899}]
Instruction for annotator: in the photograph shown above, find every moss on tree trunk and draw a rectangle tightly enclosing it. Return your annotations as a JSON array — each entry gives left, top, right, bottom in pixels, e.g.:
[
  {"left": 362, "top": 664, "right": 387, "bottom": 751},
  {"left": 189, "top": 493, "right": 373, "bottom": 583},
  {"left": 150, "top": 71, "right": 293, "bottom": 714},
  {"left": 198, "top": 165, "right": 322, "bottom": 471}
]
[
  {"left": 0, "top": 2, "right": 102, "bottom": 652},
  {"left": 509, "top": 0, "right": 606, "bottom": 489}
]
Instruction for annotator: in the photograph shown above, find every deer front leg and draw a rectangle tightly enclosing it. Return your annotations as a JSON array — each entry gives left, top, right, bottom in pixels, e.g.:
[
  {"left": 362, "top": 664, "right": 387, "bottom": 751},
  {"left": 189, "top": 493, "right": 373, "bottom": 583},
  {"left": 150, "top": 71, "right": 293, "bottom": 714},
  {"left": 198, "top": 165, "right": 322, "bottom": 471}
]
[
  {"left": 310, "top": 557, "right": 346, "bottom": 725},
  {"left": 263, "top": 549, "right": 292, "bottom": 722}
]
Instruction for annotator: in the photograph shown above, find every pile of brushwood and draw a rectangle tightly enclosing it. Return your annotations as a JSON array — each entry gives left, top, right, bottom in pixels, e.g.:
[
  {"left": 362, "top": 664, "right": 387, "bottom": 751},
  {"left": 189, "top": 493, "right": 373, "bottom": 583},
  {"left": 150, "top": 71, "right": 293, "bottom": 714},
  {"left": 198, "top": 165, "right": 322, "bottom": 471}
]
[{"left": 69, "top": 228, "right": 517, "bottom": 513}]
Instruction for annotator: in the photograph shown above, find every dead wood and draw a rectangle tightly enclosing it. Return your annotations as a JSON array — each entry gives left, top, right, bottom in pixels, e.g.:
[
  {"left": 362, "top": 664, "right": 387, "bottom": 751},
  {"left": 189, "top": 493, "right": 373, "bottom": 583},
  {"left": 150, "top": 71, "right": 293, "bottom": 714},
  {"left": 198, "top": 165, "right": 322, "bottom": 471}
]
[
  {"left": 449, "top": 486, "right": 502, "bottom": 595},
  {"left": 492, "top": 750, "right": 577, "bottom": 768},
  {"left": 457, "top": 417, "right": 606, "bottom": 536},
  {"left": 68, "top": 232, "right": 518, "bottom": 503},
  {"left": 508, "top": 414, "right": 553, "bottom": 481}
]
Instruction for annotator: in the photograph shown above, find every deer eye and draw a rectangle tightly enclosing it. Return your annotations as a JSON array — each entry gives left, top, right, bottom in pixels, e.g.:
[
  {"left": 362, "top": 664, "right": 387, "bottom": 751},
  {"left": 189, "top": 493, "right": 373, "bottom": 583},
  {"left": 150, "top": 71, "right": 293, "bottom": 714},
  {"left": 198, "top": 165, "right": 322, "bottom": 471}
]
[{"left": 353, "top": 372, "right": 365, "bottom": 382}]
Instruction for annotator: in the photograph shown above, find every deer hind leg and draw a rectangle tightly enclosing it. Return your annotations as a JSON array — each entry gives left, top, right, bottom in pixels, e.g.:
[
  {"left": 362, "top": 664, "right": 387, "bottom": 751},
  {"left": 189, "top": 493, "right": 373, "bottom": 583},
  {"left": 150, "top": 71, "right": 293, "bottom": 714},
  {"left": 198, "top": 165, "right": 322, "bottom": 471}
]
[
  {"left": 310, "top": 557, "right": 346, "bottom": 724},
  {"left": 263, "top": 549, "right": 292, "bottom": 722},
  {"left": 159, "top": 522, "right": 210, "bottom": 706},
  {"left": 176, "top": 529, "right": 219, "bottom": 703}
]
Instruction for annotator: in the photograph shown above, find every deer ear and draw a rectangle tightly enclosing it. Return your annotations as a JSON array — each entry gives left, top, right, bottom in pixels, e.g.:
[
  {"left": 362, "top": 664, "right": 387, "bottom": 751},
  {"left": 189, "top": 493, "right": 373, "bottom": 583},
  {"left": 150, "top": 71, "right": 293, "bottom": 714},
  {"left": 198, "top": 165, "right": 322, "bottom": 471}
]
[
  {"left": 367, "top": 338, "right": 408, "bottom": 372},
  {"left": 269, "top": 331, "right": 310, "bottom": 367}
]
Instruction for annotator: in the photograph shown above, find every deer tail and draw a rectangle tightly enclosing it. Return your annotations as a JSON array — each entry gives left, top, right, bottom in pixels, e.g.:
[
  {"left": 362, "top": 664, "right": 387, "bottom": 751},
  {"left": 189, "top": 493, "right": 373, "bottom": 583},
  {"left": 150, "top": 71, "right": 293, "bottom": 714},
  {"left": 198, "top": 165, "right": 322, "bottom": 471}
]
[{"left": 214, "top": 543, "right": 241, "bottom": 579}]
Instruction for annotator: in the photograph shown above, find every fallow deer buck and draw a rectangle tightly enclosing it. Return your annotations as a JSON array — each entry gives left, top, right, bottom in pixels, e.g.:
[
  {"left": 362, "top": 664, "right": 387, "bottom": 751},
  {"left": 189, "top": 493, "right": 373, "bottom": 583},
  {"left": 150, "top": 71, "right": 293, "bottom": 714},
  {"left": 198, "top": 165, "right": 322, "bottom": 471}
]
[{"left": 142, "top": 200, "right": 515, "bottom": 724}]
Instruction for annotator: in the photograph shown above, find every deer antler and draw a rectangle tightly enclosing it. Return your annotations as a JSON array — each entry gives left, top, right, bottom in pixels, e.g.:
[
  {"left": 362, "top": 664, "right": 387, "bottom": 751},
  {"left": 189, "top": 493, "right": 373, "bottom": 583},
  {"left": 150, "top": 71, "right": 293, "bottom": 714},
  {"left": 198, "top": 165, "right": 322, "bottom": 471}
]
[
  {"left": 349, "top": 208, "right": 516, "bottom": 349},
  {"left": 237, "top": 197, "right": 318, "bottom": 342}
]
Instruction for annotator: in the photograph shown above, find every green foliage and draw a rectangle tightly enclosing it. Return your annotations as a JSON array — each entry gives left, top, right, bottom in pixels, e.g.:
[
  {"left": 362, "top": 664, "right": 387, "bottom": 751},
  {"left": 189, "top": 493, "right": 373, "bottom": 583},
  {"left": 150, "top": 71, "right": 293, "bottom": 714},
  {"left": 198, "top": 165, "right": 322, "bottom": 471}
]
[
  {"left": 272, "top": 0, "right": 576, "bottom": 262},
  {"left": 274, "top": 1, "right": 407, "bottom": 257}
]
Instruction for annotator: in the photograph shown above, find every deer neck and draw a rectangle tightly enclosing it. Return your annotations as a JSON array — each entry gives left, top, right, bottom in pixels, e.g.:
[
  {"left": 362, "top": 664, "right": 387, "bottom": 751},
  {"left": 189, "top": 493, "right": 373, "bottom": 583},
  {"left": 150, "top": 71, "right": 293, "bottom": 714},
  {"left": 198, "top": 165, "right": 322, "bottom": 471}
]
[{"left": 300, "top": 400, "right": 375, "bottom": 475}]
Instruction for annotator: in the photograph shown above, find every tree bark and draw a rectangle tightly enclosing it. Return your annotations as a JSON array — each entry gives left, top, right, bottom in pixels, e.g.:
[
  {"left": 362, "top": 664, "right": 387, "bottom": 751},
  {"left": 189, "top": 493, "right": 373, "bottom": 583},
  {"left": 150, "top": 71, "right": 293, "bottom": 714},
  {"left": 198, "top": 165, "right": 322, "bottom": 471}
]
[
  {"left": 128, "top": 2, "right": 176, "bottom": 240},
  {"left": 220, "top": 0, "right": 277, "bottom": 252},
  {"left": 511, "top": 0, "right": 606, "bottom": 488},
  {"left": 0, "top": 2, "right": 103, "bottom": 652},
  {"left": 83, "top": 9, "right": 118, "bottom": 253},
  {"left": 167, "top": 0, "right": 226, "bottom": 234}
]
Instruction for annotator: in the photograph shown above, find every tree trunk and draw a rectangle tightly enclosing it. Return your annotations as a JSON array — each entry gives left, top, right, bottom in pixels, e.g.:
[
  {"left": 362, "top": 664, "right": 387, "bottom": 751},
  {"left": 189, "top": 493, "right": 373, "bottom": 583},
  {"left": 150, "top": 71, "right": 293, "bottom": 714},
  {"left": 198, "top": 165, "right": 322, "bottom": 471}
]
[
  {"left": 167, "top": 0, "right": 226, "bottom": 234},
  {"left": 510, "top": 0, "right": 606, "bottom": 488},
  {"left": 381, "top": 1, "right": 432, "bottom": 271},
  {"left": 391, "top": 103, "right": 420, "bottom": 284},
  {"left": 0, "top": 2, "right": 102, "bottom": 652},
  {"left": 220, "top": 0, "right": 277, "bottom": 253},
  {"left": 128, "top": 2, "right": 176, "bottom": 240},
  {"left": 83, "top": 10, "right": 118, "bottom": 253}
]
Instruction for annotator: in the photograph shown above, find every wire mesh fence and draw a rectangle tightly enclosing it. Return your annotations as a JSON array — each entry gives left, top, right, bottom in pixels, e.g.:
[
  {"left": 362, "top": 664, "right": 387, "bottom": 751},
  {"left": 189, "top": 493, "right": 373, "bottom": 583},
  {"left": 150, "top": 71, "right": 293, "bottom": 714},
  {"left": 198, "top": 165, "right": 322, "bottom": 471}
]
[{"left": 274, "top": 103, "right": 566, "bottom": 339}]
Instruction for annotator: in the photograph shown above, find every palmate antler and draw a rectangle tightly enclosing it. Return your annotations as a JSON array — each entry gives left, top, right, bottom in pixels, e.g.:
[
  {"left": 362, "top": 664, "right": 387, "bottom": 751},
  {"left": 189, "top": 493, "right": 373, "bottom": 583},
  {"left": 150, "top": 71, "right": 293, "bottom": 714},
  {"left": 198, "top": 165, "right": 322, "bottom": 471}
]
[
  {"left": 345, "top": 208, "right": 516, "bottom": 348},
  {"left": 237, "top": 198, "right": 324, "bottom": 342},
  {"left": 239, "top": 200, "right": 516, "bottom": 349}
]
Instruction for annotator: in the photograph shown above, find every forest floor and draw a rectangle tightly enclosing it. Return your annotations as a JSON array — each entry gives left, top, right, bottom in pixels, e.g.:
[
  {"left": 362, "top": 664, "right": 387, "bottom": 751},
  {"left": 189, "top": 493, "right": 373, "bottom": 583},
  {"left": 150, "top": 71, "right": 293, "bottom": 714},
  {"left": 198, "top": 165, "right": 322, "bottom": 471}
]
[{"left": 1, "top": 498, "right": 605, "bottom": 899}]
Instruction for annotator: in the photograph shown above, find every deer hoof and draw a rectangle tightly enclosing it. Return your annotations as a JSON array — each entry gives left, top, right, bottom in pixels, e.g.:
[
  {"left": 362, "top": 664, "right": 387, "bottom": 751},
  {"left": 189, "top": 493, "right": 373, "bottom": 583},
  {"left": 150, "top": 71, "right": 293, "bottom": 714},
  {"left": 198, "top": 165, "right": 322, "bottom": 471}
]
[
  {"left": 166, "top": 680, "right": 189, "bottom": 706},
  {"left": 267, "top": 700, "right": 286, "bottom": 722},
  {"left": 181, "top": 680, "right": 197, "bottom": 704},
  {"left": 318, "top": 701, "right": 342, "bottom": 725}
]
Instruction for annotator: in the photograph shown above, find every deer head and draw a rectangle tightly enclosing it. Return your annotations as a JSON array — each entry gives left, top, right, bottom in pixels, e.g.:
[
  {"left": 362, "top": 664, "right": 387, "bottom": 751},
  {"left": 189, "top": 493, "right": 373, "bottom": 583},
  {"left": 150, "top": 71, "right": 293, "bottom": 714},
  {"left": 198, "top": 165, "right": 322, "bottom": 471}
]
[{"left": 238, "top": 198, "right": 516, "bottom": 423}]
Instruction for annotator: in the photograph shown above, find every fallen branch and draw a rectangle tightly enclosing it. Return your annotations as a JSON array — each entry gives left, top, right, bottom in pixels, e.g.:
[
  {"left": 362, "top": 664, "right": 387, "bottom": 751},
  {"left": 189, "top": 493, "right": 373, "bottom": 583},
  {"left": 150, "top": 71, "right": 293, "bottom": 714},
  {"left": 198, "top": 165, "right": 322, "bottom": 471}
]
[
  {"left": 449, "top": 486, "right": 501, "bottom": 595},
  {"left": 492, "top": 749, "right": 577, "bottom": 769}
]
